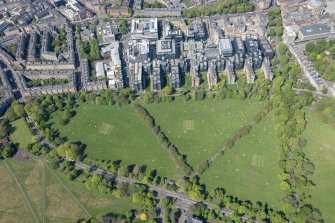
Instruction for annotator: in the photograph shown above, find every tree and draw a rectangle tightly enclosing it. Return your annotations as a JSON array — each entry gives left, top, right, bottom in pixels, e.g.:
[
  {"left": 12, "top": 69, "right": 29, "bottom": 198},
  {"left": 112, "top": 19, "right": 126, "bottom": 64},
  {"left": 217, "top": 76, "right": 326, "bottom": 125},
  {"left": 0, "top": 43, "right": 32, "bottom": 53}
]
[
  {"left": 89, "top": 39, "right": 101, "bottom": 60},
  {"left": 118, "top": 20, "right": 127, "bottom": 35},
  {"left": 56, "top": 142, "right": 84, "bottom": 160},
  {"left": 0, "top": 123, "right": 8, "bottom": 138},
  {"left": 144, "top": 92, "right": 154, "bottom": 104},
  {"left": 2, "top": 143, "right": 16, "bottom": 158},
  {"left": 140, "top": 213, "right": 147, "bottom": 221}
]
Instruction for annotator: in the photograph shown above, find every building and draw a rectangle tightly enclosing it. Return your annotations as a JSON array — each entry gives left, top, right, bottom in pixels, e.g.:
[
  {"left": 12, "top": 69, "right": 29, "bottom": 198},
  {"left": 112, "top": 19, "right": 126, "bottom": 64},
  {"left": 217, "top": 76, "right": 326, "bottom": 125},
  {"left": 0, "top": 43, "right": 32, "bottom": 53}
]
[
  {"left": 107, "top": 7, "right": 129, "bottom": 17},
  {"left": 254, "top": 0, "right": 272, "bottom": 9},
  {"left": 41, "top": 30, "right": 58, "bottom": 61},
  {"left": 133, "top": 8, "right": 181, "bottom": 17},
  {"left": 244, "top": 57, "right": 255, "bottom": 83},
  {"left": 262, "top": 57, "right": 274, "bottom": 80},
  {"left": 298, "top": 23, "right": 330, "bottom": 41},
  {"left": 170, "top": 59, "right": 180, "bottom": 90},
  {"left": 28, "top": 32, "right": 38, "bottom": 62},
  {"left": 219, "top": 38, "right": 233, "bottom": 57},
  {"left": 151, "top": 60, "right": 162, "bottom": 91},
  {"left": 246, "top": 36, "right": 263, "bottom": 69},
  {"left": 185, "top": 19, "right": 206, "bottom": 41},
  {"left": 307, "top": 0, "right": 326, "bottom": 16},
  {"left": 283, "top": 26, "right": 297, "bottom": 44},
  {"left": 162, "top": 20, "right": 183, "bottom": 41},
  {"left": 130, "top": 18, "right": 159, "bottom": 40},
  {"left": 226, "top": 60, "right": 236, "bottom": 84},
  {"left": 156, "top": 39, "right": 177, "bottom": 60},
  {"left": 259, "top": 37, "right": 274, "bottom": 59},
  {"left": 15, "top": 34, "right": 27, "bottom": 61},
  {"left": 128, "top": 40, "right": 150, "bottom": 63},
  {"left": 81, "top": 59, "right": 108, "bottom": 91},
  {"left": 207, "top": 60, "right": 218, "bottom": 89}
]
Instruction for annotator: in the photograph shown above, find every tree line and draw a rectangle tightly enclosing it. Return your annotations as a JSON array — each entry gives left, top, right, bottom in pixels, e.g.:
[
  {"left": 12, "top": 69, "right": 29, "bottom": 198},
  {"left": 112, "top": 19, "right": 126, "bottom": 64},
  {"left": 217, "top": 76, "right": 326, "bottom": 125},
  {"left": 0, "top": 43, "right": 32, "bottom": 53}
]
[
  {"left": 196, "top": 103, "right": 272, "bottom": 175},
  {"left": 133, "top": 103, "right": 193, "bottom": 175},
  {"left": 183, "top": 0, "right": 254, "bottom": 18}
]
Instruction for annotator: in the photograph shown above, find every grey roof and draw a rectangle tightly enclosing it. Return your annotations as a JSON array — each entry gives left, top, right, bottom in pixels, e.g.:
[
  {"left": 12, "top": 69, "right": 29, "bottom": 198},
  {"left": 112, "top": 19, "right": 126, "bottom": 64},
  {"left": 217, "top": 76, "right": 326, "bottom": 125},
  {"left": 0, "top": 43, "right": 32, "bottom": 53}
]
[{"left": 299, "top": 23, "right": 330, "bottom": 36}]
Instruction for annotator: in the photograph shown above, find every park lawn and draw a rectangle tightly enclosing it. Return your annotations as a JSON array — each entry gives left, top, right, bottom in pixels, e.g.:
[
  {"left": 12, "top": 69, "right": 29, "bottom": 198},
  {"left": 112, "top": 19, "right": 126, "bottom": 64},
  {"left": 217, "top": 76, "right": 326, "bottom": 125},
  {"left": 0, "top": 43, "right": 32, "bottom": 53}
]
[
  {"left": 0, "top": 158, "right": 140, "bottom": 223},
  {"left": 201, "top": 113, "right": 282, "bottom": 210},
  {"left": 302, "top": 111, "right": 335, "bottom": 223},
  {"left": 10, "top": 118, "right": 33, "bottom": 149},
  {"left": 144, "top": 98, "right": 267, "bottom": 168},
  {"left": 0, "top": 160, "right": 34, "bottom": 223},
  {"left": 50, "top": 104, "right": 180, "bottom": 179},
  {"left": 54, "top": 168, "right": 139, "bottom": 217}
]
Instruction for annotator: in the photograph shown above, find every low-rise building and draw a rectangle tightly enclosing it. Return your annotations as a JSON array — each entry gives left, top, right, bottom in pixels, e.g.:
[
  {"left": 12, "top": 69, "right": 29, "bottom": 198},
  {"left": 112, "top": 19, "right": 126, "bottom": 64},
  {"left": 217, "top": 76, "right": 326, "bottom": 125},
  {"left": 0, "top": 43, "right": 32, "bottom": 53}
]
[{"left": 298, "top": 23, "right": 330, "bottom": 41}]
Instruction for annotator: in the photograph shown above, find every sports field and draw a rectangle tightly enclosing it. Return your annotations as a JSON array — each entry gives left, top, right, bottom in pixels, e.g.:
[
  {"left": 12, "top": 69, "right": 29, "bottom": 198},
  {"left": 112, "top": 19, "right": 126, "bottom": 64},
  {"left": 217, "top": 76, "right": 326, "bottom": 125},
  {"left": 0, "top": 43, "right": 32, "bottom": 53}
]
[
  {"left": 10, "top": 118, "right": 33, "bottom": 149},
  {"left": 201, "top": 113, "right": 282, "bottom": 209},
  {"left": 302, "top": 111, "right": 335, "bottom": 223},
  {"left": 0, "top": 158, "right": 138, "bottom": 223},
  {"left": 50, "top": 105, "right": 180, "bottom": 179},
  {"left": 144, "top": 98, "right": 267, "bottom": 168}
]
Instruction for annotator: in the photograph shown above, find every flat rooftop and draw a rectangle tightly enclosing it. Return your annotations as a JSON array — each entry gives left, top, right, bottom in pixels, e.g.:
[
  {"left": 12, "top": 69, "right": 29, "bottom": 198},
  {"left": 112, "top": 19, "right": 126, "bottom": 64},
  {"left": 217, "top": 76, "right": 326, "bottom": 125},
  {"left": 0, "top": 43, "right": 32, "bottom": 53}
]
[{"left": 299, "top": 23, "right": 330, "bottom": 36}]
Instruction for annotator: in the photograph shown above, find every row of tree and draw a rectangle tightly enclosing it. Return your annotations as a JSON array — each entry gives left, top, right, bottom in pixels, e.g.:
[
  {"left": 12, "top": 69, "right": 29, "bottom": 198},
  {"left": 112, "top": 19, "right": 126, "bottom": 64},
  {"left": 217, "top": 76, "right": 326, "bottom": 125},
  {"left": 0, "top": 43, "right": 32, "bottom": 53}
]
[
  {"left": 133, "top": 103, "right": 193, "bottom": 175},
  {"left": 183, "top": 0, "right": 254, "bottom": 18},
  {"left": 271, "top": 74, "right": 323, "bottom": 222},
  {"left": 196, "top": 104, "right": 272, "bottom": 175},
  {"left": 268, "top": 7, "right": 283, "bottom": 37}
]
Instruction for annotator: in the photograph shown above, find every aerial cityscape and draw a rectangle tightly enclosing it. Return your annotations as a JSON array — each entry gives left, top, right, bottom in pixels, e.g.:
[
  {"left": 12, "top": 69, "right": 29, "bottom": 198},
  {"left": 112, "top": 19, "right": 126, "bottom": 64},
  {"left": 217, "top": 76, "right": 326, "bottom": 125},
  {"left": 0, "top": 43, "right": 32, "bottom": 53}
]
[{"left": 0, "top": 0, "right": 335, "bottom": 222}]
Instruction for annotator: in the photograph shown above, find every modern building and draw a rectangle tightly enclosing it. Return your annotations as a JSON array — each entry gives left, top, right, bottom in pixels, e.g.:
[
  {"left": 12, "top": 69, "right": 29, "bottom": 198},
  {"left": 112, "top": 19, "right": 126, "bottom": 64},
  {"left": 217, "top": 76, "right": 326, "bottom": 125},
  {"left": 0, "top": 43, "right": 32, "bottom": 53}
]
[
  {"left": 185, "top": 19, "right": 206, "bottom": 41},
  {"left": 128, "top": 40, "right": 150, "bottom": 63},
  {"left": 156, "top": 39, "right": 177, "bottom": 60},
  {"left": 219, "top": 38, "right": 233, "bottom": 57},
  {"left": 130, "top": 18, "right": 159, "bottom": 40}
]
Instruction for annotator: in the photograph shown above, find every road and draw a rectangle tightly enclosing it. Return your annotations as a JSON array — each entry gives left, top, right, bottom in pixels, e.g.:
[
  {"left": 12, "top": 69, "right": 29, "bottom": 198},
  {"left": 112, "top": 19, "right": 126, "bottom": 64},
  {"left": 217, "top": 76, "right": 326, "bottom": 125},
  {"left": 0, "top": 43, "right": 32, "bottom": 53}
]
[{"left": 23, "top": 115, "right": 257, "bottom": 223}]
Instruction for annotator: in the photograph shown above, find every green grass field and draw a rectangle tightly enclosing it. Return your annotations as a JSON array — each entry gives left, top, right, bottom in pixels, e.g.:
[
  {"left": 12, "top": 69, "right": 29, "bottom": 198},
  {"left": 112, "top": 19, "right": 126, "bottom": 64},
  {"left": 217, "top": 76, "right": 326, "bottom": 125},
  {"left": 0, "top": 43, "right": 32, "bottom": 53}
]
[
  {"left": 144, "top": 98, "right": 267, "bottom": 168},
  {"left": 10, "top": 118, "right": 33, "bottom": 149},
  {"left": 50, "top": 105, "right": 180, "bottom": 179},
  {"left": 201, "top": 113, "right": 282, "bottom": 209},
  {"left": 0, "top": 158, "right": 139, "bottom": 223},
  {"left": 302, "top": 111, "right": 335, "bottom": 223}
]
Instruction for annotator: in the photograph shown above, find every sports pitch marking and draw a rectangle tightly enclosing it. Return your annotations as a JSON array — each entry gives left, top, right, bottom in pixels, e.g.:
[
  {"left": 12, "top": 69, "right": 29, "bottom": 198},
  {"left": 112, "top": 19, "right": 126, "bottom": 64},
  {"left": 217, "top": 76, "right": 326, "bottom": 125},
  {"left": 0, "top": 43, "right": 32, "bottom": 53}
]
[
  {"left": 183, "top": 120, "right": 194, "bottom": 131},
  {"left": 98, "top": 122, "right": 113, "bottom": 135},
  {"left": 251, "top": 154, "right": 265, "bottom": 168}
]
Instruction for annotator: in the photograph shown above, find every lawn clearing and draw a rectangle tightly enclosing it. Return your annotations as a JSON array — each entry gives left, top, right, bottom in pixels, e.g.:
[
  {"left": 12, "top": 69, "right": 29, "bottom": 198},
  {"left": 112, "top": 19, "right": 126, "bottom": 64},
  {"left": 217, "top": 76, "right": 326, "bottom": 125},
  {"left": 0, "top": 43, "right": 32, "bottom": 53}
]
[
  {"left": 302, "top": 111, "right": 335, "bottom": 223},
  {"left": 0, "top": 161, "right": 34, "bottom": 223},
  {"left": 144, "top": 98, "right": 267, "bottom": 168},
  {"left": 0, "top": 158, "right": 140, "bottom": 222},
  {"left": 10, "top": 118, "right": 33, "bottom": 149},
  {"left": 201, "top": 113, "right": 282, "bottom": 209},
  {"left": 50, "top": 104, "right": 180, "bottom": 179}
]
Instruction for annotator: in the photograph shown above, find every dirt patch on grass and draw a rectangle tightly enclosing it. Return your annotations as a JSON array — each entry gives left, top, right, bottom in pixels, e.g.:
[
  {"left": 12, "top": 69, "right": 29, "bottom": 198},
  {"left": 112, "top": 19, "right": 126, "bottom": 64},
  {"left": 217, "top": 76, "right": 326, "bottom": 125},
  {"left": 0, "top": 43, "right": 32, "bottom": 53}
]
[
  {"left": 183, "top": 120, "right": 194, "bottom": 131},
  {"left": 99, "top": 122, "right": 113, "bottom": 135},
  {"left": 13, "top": 151, "right": 32, "bottom": 162},
  {"left": 251, "top": 154, "right": 265, "bottom": 168}
]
